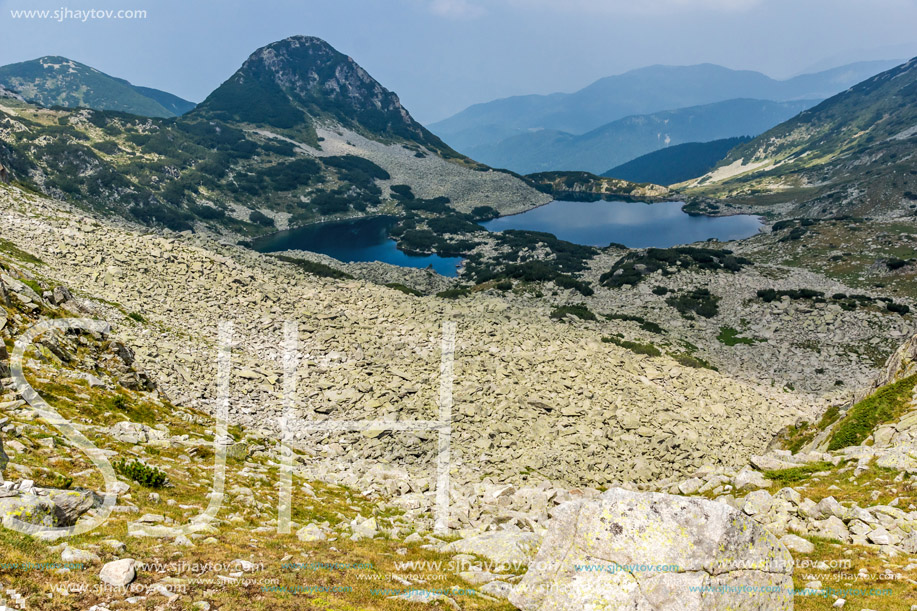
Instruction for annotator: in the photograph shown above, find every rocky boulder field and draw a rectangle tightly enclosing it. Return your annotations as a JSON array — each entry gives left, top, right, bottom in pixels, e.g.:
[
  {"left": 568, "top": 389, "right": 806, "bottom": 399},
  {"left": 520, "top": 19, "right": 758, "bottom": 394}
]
[{"left": 1, "top": 182, "right": 917, "bottom": 610}]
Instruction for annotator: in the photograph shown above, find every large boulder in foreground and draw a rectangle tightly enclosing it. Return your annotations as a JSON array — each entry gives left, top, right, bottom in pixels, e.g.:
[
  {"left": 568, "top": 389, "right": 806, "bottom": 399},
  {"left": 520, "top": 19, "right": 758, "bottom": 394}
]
[{"left": 510, "top": 488, "right": 793, "bottom": 611}]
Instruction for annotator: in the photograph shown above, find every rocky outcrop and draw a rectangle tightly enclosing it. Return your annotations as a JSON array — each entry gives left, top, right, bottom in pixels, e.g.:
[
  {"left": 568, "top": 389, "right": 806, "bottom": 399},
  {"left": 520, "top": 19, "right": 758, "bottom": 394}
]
[
  {"left": 874, "top": 330, "right": 917, "bottom": 389},
  {"left": 510, "top": 487, "right": 793, "bottom": 611},
  {"left": 0, "top": 480, "right": 96, "bottom": 530}
]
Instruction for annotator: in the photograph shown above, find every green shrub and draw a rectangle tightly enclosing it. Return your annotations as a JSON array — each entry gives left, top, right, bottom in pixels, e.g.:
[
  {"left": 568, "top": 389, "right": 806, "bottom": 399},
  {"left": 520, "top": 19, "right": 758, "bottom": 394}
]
[
  {"left": 550, "top": 304, "right": 596, "bottom": 321},
  {"left": 321, "top": 155, "right": 390, "bottom": 180},
  {"left": 495, "top": 281, "right": 513, "bottom": 291},
  {"left": 127, "top": 312, "right": 145, "bottom": 323},
  {"left": 600, "top": 247, "right": 751, "bottom": 288},
  {"left": 666, "top": 289, "right": 719, "bottom": 319},
  {"left": 113, "top": 458, "right": 168, "bottom": 488},
  {"left": 828, "top": 375, "right": 917, "bottom": 450},
  {"left": 249, "top": 210, "right": 275, "bottom": 227},
  {"left": 470, "top": 206, "right": 500, "bottom": 221},
  {"left": 390, "top": 184, "right": 415, "bottom": 201},
  {"left": 274, "top": 255, "right": 353, "bottom": 280},
  {"left": 605, "top": 313, "right": 663, "bottom": 334},
  {"left": 112, "top": 395, "right": 129, "bottom": 410},
  {"left": 385, "top": 283, "right": 423, "bottom": 296},
  {"left": 436, "top": 287, "right": 470, "bottom": 299}
]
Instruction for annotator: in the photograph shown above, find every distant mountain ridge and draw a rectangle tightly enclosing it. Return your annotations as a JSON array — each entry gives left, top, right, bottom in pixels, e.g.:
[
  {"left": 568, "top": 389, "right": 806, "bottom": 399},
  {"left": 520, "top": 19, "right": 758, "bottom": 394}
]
[
  {"left": 0, "top": 56, "right": 195, "bottom": 118},
  {"left": 463, "top": 98, "right": 816, "bottom": 174},
  {"left": 603, "top": 137, "right": 753, "bottom": 186},
  {"left": 430, "top": 60, "right": 901, "bottom": 152}
]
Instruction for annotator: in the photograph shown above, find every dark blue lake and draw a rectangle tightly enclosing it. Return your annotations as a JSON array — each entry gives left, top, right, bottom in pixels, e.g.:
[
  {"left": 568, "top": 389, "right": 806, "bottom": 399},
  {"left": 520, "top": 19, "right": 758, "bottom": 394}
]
[
  {"left": 252, "top": 201, "right": 762, "bottom": 278},
  {"left": 481, "top": 200, "right": 762, "bottom": 248},
  {"left": 252, "top": 215, "right": 463, "bottom": 277}
]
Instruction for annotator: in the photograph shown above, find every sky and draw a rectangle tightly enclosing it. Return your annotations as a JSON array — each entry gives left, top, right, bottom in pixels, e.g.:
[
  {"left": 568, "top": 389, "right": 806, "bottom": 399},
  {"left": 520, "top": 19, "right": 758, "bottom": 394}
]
[{"left": 1, "top": 0, "right": 916, "bottom": 124}]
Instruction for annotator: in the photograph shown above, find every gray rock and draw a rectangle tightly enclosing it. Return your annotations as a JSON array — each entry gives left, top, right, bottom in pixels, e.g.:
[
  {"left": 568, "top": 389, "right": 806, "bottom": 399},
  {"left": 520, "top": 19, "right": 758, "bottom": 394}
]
[
  {"left": 296, "top": 523, "right": 327, "bottom": 542},
  {"left": 510, "top": 487, "right": 793, "bottom": 611},
  {"left": 99, "top": 558, "right": 136, "bottom": 586},
  {"left": 0, "top": 494, "right": 63, "bottom": 530},
  {"left": 46, "top": 489, "right": 97, "bottom": 525},
  {"left": 62, "top": 546, "right": 100, "bottom": 564},
  {"left": 743, "top": 490, "right": 775, "bottom": 516},
  {"left": 734, "top": 467, "right": 771, "bottom": 491},
  {"left": 780, "top": 534, "right": 814, "bottom": 554}
]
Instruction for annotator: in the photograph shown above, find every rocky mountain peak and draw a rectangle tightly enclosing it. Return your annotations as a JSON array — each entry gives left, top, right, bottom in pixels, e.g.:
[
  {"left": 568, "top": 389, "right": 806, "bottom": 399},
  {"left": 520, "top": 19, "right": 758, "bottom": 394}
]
[{"left": 195, "top": 36, "right": 447, "bottom": 150}]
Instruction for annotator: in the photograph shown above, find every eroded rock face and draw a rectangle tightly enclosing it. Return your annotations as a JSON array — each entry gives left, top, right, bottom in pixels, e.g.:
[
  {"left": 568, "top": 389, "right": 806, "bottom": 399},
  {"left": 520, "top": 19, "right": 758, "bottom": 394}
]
[{"left": 510, "top": 488, "right": 793, "bottom": 611}]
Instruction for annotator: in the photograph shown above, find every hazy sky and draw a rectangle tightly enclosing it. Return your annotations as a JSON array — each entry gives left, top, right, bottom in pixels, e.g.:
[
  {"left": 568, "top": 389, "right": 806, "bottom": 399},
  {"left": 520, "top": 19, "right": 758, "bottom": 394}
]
[{"left": 2, "top": 0, "right": 916, "bottom": 123}]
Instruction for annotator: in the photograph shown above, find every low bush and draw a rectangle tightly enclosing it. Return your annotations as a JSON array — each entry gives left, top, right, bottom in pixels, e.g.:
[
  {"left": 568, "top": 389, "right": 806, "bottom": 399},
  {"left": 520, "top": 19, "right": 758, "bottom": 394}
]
[
  {"left": 436, "top": 287, "right": 471, "bottom": 299},
  {"left": 602, "top": 336, "right": 661, "bottom": 357},
  {"left": 273, "top": 255, "right": 353, "bottom": 279},
  {"left": 605, "top": 313, "right": 663, "bottom": 334},
  {"left": 550, "top": 304, "right": 596, "bottom": 321},
  {"left": 385, "top": 283, "right": 423, "bottom": 296},
  {"left": 113, "top": 458, "right": 168, "bottom": 488},
  {"left": 666, "top": 289, "right": 719, "bottom": 319}
]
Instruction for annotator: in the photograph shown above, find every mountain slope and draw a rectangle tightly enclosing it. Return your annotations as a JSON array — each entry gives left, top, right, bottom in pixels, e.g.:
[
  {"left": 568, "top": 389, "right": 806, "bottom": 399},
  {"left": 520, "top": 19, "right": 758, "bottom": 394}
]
[
  {"left": 603, "top": 136, "right": 752, "bottom": 186},
  {"left": 0, "top": 37, "right": 547, "bottom": 236},
  {"left": 131, "top": 85, "right": 196, "bottom": 115},
  {"left": 0, "top": 56, "right": 195, "bottom": 117},
  {"left": 430, "top": 60, "right": 900, "bottom": 152},
  {"left": 690, "top": 57, "right": 917, "bottom": 217},
  {"left": 465, "top": 98, "right": 816, "bottom": 174}
]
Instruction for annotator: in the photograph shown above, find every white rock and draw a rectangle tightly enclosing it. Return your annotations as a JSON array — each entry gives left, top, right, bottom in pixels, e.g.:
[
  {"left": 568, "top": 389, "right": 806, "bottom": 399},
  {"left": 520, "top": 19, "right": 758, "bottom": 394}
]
[{"left": 99, "top": 558, "right": 136, "bottom": 587}]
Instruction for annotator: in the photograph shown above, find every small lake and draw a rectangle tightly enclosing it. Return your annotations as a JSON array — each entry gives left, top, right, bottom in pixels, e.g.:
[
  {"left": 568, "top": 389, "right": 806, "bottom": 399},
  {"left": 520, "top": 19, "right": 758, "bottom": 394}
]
[
  {"left": 252, "top": 215, "right": 463, "bottom": 277},
  {"left": 481, "top": 200, "right": 762, "bottom": 248}
]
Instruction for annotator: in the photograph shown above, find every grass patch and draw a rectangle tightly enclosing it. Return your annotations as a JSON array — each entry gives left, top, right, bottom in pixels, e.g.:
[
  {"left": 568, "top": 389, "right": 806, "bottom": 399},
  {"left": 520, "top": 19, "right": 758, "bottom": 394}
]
[
  {"left": 827, "top": 374, "right": 917, "bottom": 450},
  {"left": 602, "top": 336, "right": 662, "bottom": 357},
  {"left": 127, "top": 312, "right": 145, "bottom": 323},
  {"left": 669, "top": 352, "right": 717, "bottom": 370},
  {"left": 763, "top": 461, "right": 835, "bottom": 485},
  {"left": 0, "top": 238, "right": 43, "bottom": 265},
  {"left": 782, "top": 405, "right": 843, "bottom": 453},
  {"left": 717, "top": 326, "right": 759, "bottom": 346}
]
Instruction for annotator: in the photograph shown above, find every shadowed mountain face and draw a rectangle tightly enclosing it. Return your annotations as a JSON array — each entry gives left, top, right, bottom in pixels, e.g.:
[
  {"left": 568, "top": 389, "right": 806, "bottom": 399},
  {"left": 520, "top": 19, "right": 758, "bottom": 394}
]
[
  {"left": 193, "top": 36, "right": 455, "bottom": 155},
  {"left": 692, "top": 57, "right": 917, "bottom": 217},
  {"left": 603, "top": 137, "right": 753, "bottom": 186},
  {"left": 0, "top": 56, "right": 195, "bottom": 117}
]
